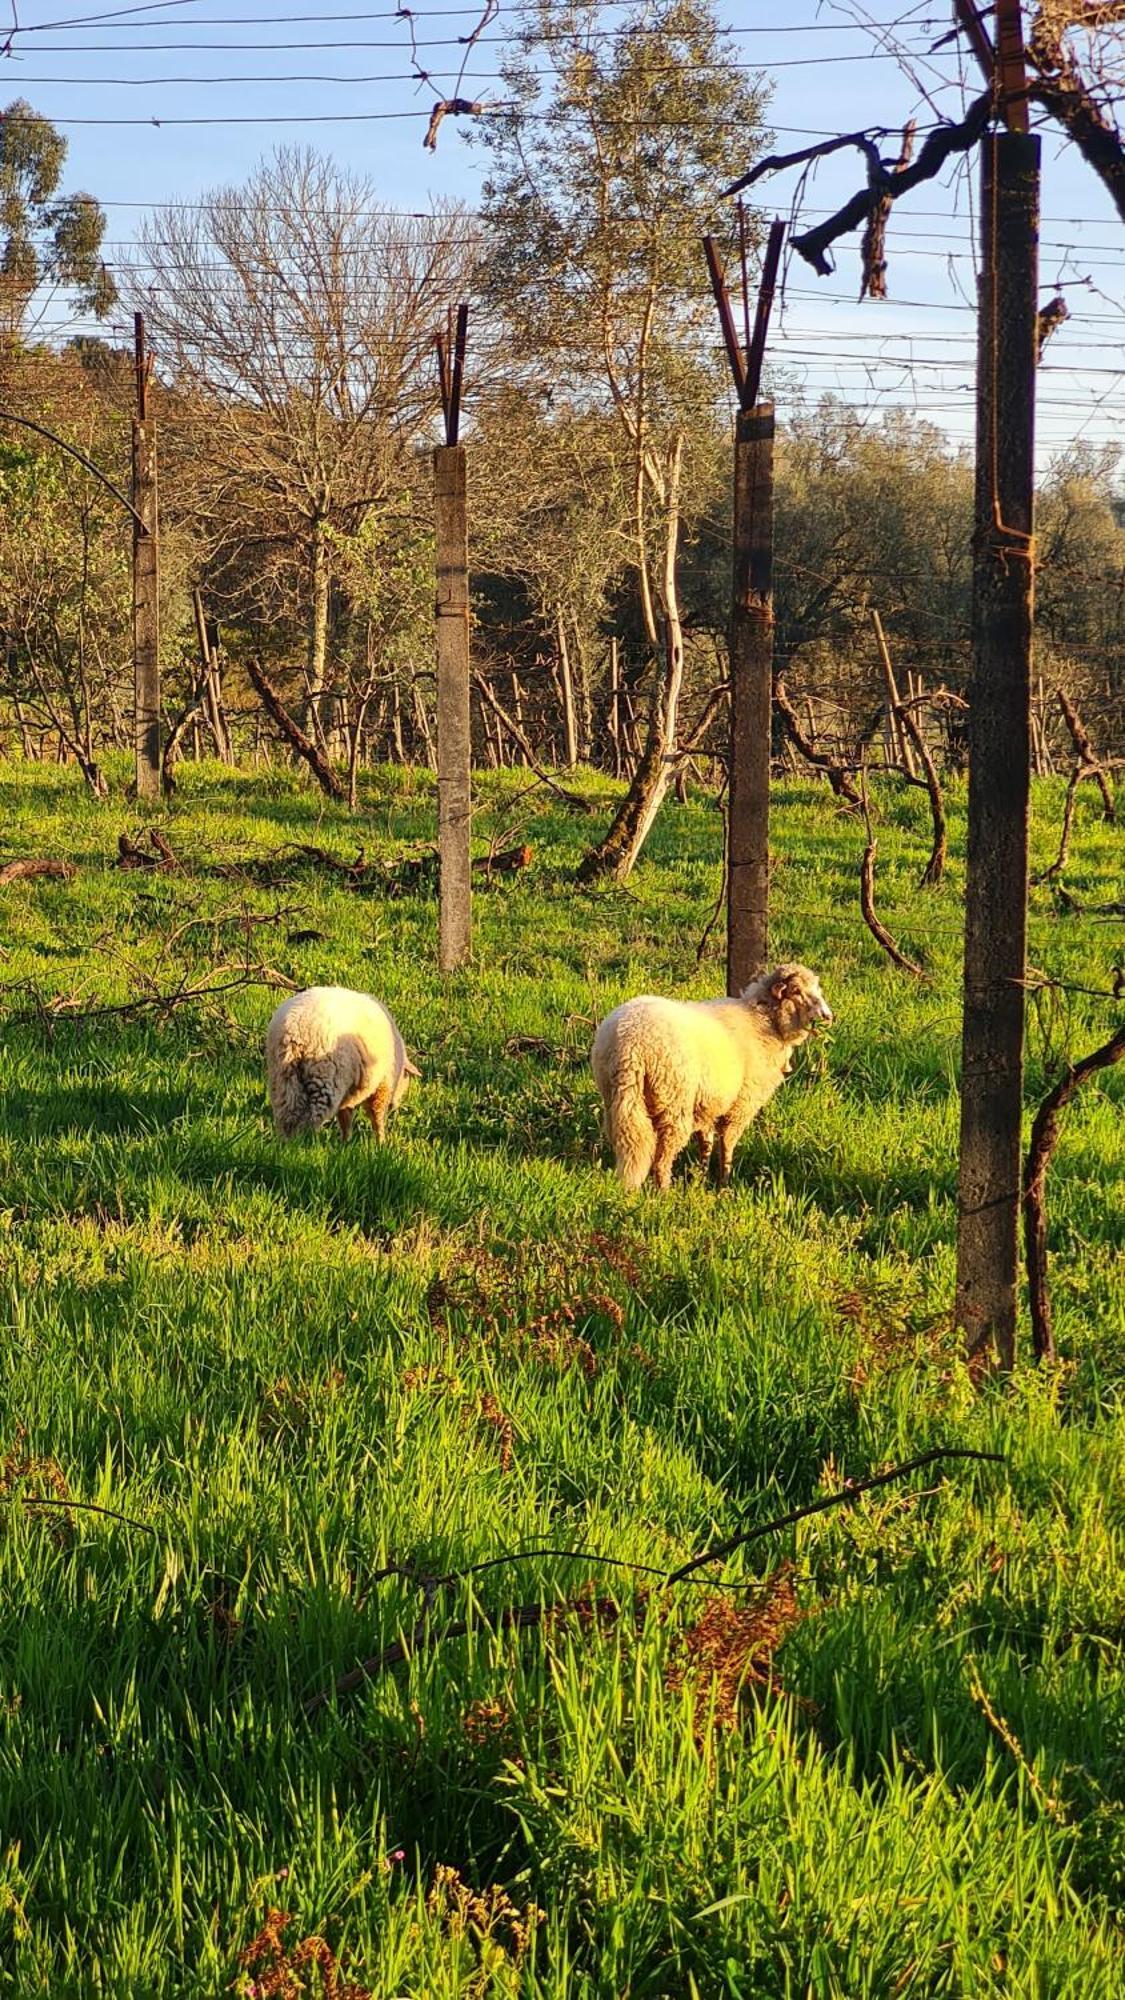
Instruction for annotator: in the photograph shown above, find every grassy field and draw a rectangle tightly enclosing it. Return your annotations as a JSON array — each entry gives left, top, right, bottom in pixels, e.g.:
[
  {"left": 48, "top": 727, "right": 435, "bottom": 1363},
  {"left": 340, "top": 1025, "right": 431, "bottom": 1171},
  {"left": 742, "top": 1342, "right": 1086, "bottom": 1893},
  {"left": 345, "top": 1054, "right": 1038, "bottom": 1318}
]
[{"left": 0, "top": 756, "right": 1122, "bottom": 1997}]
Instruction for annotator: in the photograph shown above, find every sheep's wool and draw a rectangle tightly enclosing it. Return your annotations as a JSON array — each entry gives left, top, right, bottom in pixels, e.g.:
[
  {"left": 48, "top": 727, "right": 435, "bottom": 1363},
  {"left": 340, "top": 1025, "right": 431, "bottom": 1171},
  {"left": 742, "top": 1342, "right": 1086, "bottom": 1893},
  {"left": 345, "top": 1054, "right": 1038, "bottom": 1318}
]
[
  {"left": 591, "top": 964, "right": 831, "bottom": 1190},
  {"left": 266, "top": 985, "right": 411, "bottom": 1138}
]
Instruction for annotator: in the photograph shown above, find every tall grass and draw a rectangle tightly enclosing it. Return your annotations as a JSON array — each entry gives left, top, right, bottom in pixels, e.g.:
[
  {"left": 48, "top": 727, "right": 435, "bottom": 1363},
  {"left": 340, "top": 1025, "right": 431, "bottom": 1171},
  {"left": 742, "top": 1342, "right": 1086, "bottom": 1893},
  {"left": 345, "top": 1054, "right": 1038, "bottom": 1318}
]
[{"left": 0, "top": 758, "right": 1121, "bottom": 1995}]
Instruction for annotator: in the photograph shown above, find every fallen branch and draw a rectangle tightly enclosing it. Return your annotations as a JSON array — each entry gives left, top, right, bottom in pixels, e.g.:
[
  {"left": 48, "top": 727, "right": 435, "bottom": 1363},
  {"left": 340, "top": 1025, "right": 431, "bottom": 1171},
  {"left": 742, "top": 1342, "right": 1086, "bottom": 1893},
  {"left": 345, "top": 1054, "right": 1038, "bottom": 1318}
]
[
  {"left": 384, "top": 843, "right": 533, "bottom": 895},
  {"left": 3, "top": 1494, "right": 158, "bottom": 1538},
  {"left": 279, "top": 842, "right": 371, "bottom": 883},
  {"left": 1024, "top": 1022, "right": 1125, "bottom": 1363},
  {"left": 245, "top": 658, "right": 344, "bottom": 801},
  {"left": 774, "top": 679, "right": 862, "bottom": 806},
  {"left": 117, "top": 829, "right": 180, "bottom": 871},
  {"left": 664, "top": 1447, "right": 1002, "bottom": 1586},
  {"left": 858, "top": 769, "right": 926, "bottom": 976},
  {"left": 2, "top": 957, "right": 296, "bottom": 1030},
  {"left": 305, "top": 1446, "right": 1002, "bottom": 1713},
  {"left": 474, "top": 842, "right": 533, "bottom": 881},
  {"left": 0, "top": 858, "right": 76, "bottom": 886}
]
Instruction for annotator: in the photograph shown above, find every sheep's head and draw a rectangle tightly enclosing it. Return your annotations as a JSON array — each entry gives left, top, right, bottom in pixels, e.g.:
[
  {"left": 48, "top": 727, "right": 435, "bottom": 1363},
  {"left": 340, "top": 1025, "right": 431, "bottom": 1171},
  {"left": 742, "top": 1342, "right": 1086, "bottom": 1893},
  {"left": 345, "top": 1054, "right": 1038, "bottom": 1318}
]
[
  {"left": 393, "top": 1053, "right": 421, "bottom": 1109},
  {"left": 751, "top": 964, "right": 833, "bottom": 1043}
]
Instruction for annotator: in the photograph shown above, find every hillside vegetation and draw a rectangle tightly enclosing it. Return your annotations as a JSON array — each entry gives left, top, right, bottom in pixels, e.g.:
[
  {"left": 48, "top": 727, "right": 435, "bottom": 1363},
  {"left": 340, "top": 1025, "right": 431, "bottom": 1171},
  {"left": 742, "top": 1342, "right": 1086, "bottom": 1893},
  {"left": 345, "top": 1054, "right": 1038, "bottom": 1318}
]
[{"left": 0, "top": 761, "right": 1122, "bottom": 1996}]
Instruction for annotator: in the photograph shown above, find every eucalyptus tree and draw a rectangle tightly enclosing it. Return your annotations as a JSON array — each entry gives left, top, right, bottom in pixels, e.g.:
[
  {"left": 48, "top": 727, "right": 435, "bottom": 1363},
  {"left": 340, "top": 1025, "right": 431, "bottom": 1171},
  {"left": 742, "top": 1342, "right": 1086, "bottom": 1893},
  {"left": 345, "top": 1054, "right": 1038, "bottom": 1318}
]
[
  {"left": 0, "top": 101, "right": 116, "bottom": 342},
  {"left": 477, "top": 0, "right": 769, "bottom": 879}
]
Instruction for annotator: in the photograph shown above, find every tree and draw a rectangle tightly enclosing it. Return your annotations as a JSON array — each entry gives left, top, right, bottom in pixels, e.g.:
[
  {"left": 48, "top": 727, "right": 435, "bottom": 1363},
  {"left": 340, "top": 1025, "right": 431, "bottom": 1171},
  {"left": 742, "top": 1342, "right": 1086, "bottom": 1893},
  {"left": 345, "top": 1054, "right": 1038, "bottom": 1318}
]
[
  {"left": 0, "top": 351, "right": 126, "bottom": 794},
  {"left": 477, "top": 0, "right": 769, "bottom": 879},
  {"left": 0, "top": 102, "right": 116, "bottom": 342},
  {"left": 1036, "top": 443, "right": 1125, "bottom": 742},
  {"left": 471, "top": 385, "right": 633, "bottom": 762},
  {"left": 0, "top": 342, "right": 194, "bottom": 791},
  {"left": 772, "top": 401, "right": 973, "bottom": 723},
  {"left": 125, "top": 150, "right": 476, "bottom": 750}
]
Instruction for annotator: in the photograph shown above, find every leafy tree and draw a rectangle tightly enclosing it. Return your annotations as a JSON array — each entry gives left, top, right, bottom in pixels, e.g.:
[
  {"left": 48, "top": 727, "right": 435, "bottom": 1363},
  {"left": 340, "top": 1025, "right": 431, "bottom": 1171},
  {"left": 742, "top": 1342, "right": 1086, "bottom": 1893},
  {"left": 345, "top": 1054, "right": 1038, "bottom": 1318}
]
[
  {"left": 126, "top": 149, "right": 476, "bottom": 754},
  {"left": 0, "top": 101, "right": 116, "bottom": 340},
  {"left": 471, "top": 384, "right": 633, "bottom": 762},
  {"left": 773, "top": 400, "right": 973, "bottom": 699},
  {"left": 478, "top": 0, "right": 769, "bottom": 879},
  {"left": 1036, "top": 442, "right": 1125, "bottom": 733}
]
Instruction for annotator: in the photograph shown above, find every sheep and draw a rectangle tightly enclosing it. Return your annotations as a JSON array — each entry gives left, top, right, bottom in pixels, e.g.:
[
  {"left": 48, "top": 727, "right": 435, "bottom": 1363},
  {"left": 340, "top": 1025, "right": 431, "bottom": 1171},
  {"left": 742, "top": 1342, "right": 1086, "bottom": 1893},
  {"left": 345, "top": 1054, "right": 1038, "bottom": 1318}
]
[
  {"left": 266, "top": 985, "right": 419, "bottom": 1140},
  {"left": 591, "top": 963, "right": 832, "bottom": 1191}
]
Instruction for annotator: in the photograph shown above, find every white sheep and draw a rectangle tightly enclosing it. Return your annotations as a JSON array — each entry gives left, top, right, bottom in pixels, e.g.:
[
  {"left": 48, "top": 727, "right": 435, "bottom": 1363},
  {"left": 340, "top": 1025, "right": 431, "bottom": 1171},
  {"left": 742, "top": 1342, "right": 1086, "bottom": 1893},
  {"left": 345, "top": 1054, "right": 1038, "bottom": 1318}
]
[
  {"left": 591, "top": 963, "right": 832, "bottom": 1190},
  {"left": 266, "top": 985, "right": 419, "bottom": 1140}
]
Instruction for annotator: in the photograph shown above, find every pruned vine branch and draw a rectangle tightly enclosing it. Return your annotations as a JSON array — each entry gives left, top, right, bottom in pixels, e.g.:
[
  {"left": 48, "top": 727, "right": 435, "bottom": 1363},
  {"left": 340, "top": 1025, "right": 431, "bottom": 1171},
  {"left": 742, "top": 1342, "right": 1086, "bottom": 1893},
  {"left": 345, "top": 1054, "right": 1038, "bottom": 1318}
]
[
  {"left": 729, "top": 50, "right": 1125, "bottom": 281},
  {"left": 858, "top": 767, "right": 926, "bottom": 976},
  {"left": 2, "top": 955, "right": 296, "bottom": 1030},
  {"left": 305, "top": 1447, "right": 1002, "bottom": 1714},
  {"left": 727, "top": 95, "right": 993, "bottom": 276},
  {"left": 1024, "top": 1022, "right": 1125, "bottom": 1361}
]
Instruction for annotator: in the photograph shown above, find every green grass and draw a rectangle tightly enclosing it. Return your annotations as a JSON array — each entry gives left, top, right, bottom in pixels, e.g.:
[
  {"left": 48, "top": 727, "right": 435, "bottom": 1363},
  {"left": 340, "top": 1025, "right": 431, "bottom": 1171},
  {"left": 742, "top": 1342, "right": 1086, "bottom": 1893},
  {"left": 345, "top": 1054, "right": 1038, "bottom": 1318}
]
[{"left": 0, "top": 756, "right": 1122, "bottom": 1997}]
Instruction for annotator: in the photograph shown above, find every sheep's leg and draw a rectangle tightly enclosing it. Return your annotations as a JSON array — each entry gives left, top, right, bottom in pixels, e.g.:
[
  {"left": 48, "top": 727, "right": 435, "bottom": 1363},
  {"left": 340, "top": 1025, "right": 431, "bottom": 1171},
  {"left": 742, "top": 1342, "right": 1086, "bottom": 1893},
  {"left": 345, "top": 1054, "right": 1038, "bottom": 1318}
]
[
  {"left": 695, "top": 1128, "right": 715, "bottom": 1177},
  {"left": 336, "top": 1105, "right": 354, "bottom": 1141},
  {"left": 651, "top": 1119, "right": 692, "bottom": 1191},
  {"left": 364, "top": 1087, "right": 389, "bottom": 1141},
  {"left": 716, "top": 1119, "right": 745, "bottom": 1189}
]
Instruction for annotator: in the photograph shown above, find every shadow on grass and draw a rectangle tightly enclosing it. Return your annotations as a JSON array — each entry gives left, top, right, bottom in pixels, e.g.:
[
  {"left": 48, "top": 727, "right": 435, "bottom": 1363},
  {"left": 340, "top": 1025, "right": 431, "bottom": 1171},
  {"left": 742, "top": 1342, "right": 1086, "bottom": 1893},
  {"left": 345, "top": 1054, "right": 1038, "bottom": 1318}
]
[
  {"left": 729, "top": 1136, "right": 955, "bottom": 1220},
  {"left": 0, "top": 1081, "right": 197, "bottom": 1139}
]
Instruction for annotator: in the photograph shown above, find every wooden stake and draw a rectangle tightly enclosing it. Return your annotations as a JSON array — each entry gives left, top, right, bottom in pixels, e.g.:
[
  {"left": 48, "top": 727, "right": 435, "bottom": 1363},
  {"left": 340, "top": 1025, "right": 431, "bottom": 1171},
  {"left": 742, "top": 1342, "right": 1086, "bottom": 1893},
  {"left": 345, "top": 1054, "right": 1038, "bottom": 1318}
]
[
  {"left": 955, "top": 128, "right": 1040, "bottom": 1371},
  {"left": 870, "top": 608, "right": 917, "bottom": 778},
  {"left": 434, "top": 443, "right": 472, "bottom": 971},
  {"left": 132, "top": 312, "right": 161, "bottom": 799},
  {"left": 727, "top": 401, "right": 774, "bottom": 992}
]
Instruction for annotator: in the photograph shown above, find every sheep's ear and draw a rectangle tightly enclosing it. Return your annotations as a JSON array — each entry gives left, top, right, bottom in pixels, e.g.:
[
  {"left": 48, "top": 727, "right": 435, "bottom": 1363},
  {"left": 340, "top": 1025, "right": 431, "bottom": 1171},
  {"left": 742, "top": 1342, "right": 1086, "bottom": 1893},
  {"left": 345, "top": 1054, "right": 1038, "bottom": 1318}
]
[
  {"left": 768, "top": 971, "right": 791, "bottom": 1000},
  {"left": 404, "top": 1057, "right": 421, "bottom": 1078}
]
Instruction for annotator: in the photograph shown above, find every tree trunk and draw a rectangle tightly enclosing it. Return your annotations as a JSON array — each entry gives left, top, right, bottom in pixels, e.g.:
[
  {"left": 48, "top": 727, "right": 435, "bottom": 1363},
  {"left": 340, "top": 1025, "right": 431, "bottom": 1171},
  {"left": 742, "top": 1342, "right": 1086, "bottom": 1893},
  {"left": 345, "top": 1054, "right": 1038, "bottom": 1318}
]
[
  {"left": 347, "top": 691, "right": 374, "bottom": 811},
  {"left": 577, "top": 437, "right": 685, "bottom": 883},
  {"left": 305, "top": 517, "right": 331, "bottom": 755},
  {"left": 557, "top": 608, "right": 579, "bottom": 767}
]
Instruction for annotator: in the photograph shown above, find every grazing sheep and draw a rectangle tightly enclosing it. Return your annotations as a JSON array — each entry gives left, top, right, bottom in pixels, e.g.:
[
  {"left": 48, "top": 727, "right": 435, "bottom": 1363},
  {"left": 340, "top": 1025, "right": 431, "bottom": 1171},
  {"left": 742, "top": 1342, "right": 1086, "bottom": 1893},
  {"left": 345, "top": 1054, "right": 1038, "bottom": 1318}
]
[
  {"left": 591, "top": 963, "right": 832, "bottom": 1191},
  {"left": 266, "top": 986, "right": 418, "bottom": 1140}
]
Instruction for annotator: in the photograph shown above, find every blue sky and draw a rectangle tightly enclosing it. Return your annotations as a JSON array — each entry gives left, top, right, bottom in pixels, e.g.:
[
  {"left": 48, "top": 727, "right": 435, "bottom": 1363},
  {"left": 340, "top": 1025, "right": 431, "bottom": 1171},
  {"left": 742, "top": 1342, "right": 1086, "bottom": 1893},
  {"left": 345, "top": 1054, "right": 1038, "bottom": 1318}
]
[{"left": 6, "top": 0, "right": 1122, "bottom": 468}]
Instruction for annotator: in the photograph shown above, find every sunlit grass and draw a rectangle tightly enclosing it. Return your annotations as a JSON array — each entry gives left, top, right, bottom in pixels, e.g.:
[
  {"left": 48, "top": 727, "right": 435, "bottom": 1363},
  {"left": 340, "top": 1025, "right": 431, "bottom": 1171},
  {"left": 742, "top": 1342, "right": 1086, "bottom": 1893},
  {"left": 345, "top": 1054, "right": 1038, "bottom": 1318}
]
[{"left": 0, "top": 757, "right": 1121, "bottom": 1994}]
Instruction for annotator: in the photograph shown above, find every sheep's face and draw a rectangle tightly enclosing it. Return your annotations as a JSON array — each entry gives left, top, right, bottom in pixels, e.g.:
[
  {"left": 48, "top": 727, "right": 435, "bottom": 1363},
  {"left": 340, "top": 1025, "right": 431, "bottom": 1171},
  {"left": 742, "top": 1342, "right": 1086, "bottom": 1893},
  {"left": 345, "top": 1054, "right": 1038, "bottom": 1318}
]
[
  {"left": 392, "top": 1055, "right": 421, "bottom": 1110},
  {"left": 759, "top": 964, "right": 833, "bottom": 1043}
]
